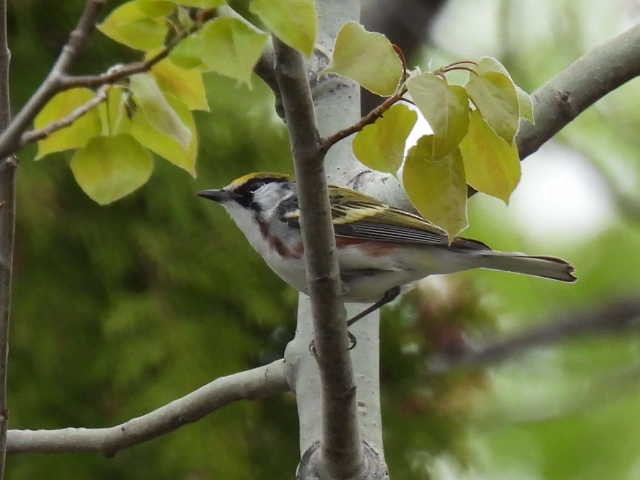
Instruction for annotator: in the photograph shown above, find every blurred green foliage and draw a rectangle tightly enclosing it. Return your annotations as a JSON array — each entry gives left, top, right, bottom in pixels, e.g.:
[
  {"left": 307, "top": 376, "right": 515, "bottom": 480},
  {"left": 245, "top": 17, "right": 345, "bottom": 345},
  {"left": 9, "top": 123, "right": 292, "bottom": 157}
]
[{"left": 6, "top": 1, "right": 640, "bottom": 479}]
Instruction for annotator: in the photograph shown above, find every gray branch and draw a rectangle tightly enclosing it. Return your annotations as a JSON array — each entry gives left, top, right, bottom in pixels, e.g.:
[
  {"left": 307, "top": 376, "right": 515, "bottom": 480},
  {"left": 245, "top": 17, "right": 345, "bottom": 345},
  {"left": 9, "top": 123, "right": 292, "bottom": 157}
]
[
  {"left": 7, "top": 360, "right": 287, "bottom": 455},
  {"left": 0, "top": 0, "right": 13, "bottom": 478},
  {"left": 273, "top": 38, "right": 366, "bottom": 479},
  {"left": 517, "top": 24, "right": 640, "bottom": 160},
  {"left": 428, "top": 297, "right": 640, "bottom": 372}
]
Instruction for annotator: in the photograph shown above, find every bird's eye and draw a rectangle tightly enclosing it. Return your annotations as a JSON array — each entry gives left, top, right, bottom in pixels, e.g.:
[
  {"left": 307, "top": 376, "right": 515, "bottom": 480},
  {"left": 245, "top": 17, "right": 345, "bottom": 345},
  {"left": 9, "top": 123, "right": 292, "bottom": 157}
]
[{"left": 248, "top": 181, "right": 265, "bottom": 194}]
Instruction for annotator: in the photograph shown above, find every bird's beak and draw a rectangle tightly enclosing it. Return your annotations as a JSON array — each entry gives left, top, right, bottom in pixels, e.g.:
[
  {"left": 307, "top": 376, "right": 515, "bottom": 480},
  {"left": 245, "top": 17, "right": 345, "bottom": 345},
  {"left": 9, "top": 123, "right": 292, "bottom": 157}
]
[{"left": 197, "top": 189, "right": 234, "bottom": 203}]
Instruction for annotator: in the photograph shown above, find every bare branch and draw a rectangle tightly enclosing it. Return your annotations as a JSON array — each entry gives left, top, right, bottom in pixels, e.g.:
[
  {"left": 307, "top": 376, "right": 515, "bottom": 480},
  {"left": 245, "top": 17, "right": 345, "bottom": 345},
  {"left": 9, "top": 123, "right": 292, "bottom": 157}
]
[
  {"left": 7, "top": 360, "right": 287, "bottom": 455},
  {"left": 273, "top": 39, "right": 365, "bottom": 479},
  {"left": 0, "top": 0, "right": 13, "bottom": 477},
  {"left": 428, "top": 297, "right": 640, "bottom": 372},
  {"left": 0, "top": 0, "right": 105, "bottom": 160},
  {"left": 517, "top": 24, "right": 640, "bottom": 159},
  {"left": 19, "top": 85, "right": 109, "bottom": 148}
]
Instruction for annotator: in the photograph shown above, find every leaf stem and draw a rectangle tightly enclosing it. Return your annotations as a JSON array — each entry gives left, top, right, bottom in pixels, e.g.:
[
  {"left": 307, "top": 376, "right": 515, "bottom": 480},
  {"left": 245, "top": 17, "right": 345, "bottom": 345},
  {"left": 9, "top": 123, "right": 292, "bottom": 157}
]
[{"left": 319, "top": 87, "right": 407, "bottom": 155}]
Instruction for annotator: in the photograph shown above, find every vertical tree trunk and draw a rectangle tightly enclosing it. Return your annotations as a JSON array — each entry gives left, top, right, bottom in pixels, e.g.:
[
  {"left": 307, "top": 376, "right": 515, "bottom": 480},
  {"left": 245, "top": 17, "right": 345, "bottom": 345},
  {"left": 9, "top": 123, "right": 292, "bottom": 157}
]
[
  {"left": 0, "top": 1, "right": 13, "bottom": 478},
  {"left": 283, "top": 1, "right": 388, "bottom": 478}
]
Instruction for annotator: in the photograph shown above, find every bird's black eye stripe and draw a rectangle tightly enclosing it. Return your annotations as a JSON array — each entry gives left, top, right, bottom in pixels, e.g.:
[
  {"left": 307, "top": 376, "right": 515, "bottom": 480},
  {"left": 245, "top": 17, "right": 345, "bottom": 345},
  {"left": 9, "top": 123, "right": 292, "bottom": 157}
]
[{"left": 233, "top": 176, "right": 289, "bottom": 210}]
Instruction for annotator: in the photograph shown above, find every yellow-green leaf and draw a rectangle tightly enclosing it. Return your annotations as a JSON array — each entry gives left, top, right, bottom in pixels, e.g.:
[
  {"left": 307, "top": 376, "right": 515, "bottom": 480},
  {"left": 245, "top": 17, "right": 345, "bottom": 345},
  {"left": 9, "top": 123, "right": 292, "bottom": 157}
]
[
  {"left": 466, "top": 70, "right": 519, "bottom": 143},
  {"left": 103, "top": 86, "right": 132, "bottom": 135},
  {"left": 475, "top": 56, "right": 509, "bottom": 76},
  {"left": 129, "top": 73, "right": 192, "bottom": 148},
  {"left": 353, "top": 103, "right": 416, "bottom": 173},
  {"left": 474, "top": 56, "right": 534, "bottom": 123},
  {"left": 170, "top": 0, "right": 225, "bottom": 6},
  {"left": 403, "top": 135, "right": 467, "bottom": 239},
  {"left": 169, "top": 34, "right": 206, "bottom": 69},
  {"left": 460, "top": 110, "right": 521, "bottom": 203},
  {"left": 325, "top": 21, "right": 402, "bottom": 96},
  {"left": 70, "top": 134, "right": 153, "bottom": 205},
  {"left": 407, "top": 73, "right": 469, "bottom": 157},
  {"left": 516, "top": 85, "right": 534, "bottom": 123},
  {"left": 136, "top": 0, "right": 176, "bottom": 16},
  {"left": 151, "top": 57, "right": 209, "bottom": 111},
  {"left": 98, "top": 1, "right": 169, "bottom": 51},
  {"left": 130, "top": 94, "right": 198, "bottom": 176},
  {"left": 250, "top": 0, "right": 316, "bottom": 56},
  {"left": 34, "top": 88, "right": 102, "bottom": 159},
  {"left": 198, "top": 17, "right": 269, "bottom": 85}
]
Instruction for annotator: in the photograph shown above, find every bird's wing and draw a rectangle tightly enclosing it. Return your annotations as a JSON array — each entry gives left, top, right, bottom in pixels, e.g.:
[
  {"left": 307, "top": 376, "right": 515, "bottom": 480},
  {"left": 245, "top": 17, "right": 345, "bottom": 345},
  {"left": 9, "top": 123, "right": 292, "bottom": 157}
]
[{"left": 279, "top": 186, "right": 489, "bottom": 249}]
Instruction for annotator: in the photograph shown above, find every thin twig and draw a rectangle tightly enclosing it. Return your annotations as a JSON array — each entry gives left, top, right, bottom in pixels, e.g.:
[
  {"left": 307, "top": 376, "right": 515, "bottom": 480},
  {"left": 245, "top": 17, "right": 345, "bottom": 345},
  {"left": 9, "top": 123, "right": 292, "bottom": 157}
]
[
  {"left": 0, "top": 0, "right": 106, "bottom": 160},
  {"left": 319, "top": 88, "right": 407, "bottom": 155},
  {"left": 0, "top": 2, "right": 278, "bottom": 160},
  {"left": 19, "top": 85, "right": 109, "bottom": 147},
  {"left": 0, "top": 0, "right": 12, "bottom": 477},
  {"left": 7, "top": 360, "right": 287, "bottom": 455},
  {"left": 428, "top": 297, "right": 640, "bottom": 372}
]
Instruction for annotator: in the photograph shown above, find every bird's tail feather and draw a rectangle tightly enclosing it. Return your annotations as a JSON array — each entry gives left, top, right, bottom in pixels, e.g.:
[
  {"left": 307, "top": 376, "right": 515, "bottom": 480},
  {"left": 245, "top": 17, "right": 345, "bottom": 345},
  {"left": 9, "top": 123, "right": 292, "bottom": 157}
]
[{"left": 477, "top": 251, "right": 577, "bottom": 282}]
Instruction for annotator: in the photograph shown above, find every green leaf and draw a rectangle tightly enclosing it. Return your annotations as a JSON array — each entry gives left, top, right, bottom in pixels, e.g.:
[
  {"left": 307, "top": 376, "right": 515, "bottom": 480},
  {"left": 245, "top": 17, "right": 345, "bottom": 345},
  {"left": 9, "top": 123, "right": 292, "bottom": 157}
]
[
  {"left": 407, "top": 73, "right": 469, "bottom": 157},
  {"left": 170, "top": 0, "right": 225, "bottom": 6},
  {"left": 151, "top": 57, "right": 209, "bottom": 111},
  {"left": 352, "top": 103, "right": 416, "bottom": 173},
  {"left": 250, "top": 0, "right": 316, "bottom": 56},
  {"left": 170, "top": 18, "right": 268, "bottom": 85},
  {"left": 475, "top": 56, "right": 509, "bottom": 76},
  {"left": 70, "top": 134, "right": 153, "bottom": 205},
  {"left": 169, "top": 34, "right": 206, "bottom": 69},
  {"left": 34, "top": 88, "right": 102, "bottom": 159},
  {"left": 136, "top": 0, "right": 176, "bottom": 16},
  {"left": 98, "top": 1, "right": 170, "bottom": 51},
  {"left": 516, "top": 85, "right": 535, "bottom": 123},
  {"left": 474, "top": 56, "right": 534, "bottom": 123},
  {"left": 129, "top": 73, "right": 192, "bottom": 148},
  {"left": 103, "top": 86, "right": 132, "bottom": 135},
  {"left": 403, "top": 135, "right": 467, "bottom": 239},
  {"left": 325, "top": 21, "right": 402, "bottom": 96},
  {"left": 460, "top": 110, "right": 521, "bottom": 203},
  {"left": 466, "top": 70, "right": 519, "bottom": 143},
  {"left": 199, "top": 18, "right": 268, "bottom": 84},
  {"left": 131, "top": 94, "right": 198, "bottom": 176}
]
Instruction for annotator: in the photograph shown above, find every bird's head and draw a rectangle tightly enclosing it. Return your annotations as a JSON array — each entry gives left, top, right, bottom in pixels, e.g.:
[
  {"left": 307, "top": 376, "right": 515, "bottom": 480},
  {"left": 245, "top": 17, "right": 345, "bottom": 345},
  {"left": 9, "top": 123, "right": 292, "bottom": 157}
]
[{"left": 198, "top": 172, "right": 294, "bottom": 218}]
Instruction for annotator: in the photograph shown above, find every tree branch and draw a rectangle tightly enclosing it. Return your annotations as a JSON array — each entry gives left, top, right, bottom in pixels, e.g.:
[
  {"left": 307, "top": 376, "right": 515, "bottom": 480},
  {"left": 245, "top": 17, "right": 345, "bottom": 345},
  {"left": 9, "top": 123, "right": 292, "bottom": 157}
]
[
  {"left": 19, "top": 85, "right": 109, "bottom": 148},
  {"left": 319, "top": 89, "right": 406, "bottom": 155},
  {"left": 0, "top": 0, "right": 105, "bottom": 160},
  {"left": 0, "top": 1, "right": 280, "bottom": 160},
  {"left": 273, "top": 39, "right": 365, "bottom": 479},
  {"left": 428, "top": 297, "right": 640, "bottom": 372},
  {"left": 0, "top": 0, "right": 12, "bottom": 477},
  {"left": 7, "top": 360, "right": 287, "bottom": 455},
  {"left": 517, "top": 24, "right": 640, "bottom": 160}
]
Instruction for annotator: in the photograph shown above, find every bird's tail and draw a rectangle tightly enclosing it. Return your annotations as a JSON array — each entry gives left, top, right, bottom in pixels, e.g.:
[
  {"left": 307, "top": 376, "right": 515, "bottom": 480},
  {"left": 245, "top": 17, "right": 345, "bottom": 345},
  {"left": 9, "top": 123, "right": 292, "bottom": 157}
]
[{"left": 475, "top": 251, "right": 577, "bottom": 282}]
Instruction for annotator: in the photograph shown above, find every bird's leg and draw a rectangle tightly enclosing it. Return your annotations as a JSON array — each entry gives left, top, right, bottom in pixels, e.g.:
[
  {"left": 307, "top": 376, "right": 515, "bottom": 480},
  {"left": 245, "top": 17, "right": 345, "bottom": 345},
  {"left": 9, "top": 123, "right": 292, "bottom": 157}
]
[
  {"left": 346, "top": 286, "right": 401, "bottom": 328},
  {"left": 309, "top": 287, "right": 401, "bottom": 355}
]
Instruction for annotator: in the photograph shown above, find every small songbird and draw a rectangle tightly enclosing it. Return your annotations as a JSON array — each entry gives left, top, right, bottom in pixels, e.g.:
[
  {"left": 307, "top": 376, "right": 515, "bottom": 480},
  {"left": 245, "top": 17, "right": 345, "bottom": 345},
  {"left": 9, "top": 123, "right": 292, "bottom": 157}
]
[{"left": 198, "top": 172, "right": 575, "bottom": 326}]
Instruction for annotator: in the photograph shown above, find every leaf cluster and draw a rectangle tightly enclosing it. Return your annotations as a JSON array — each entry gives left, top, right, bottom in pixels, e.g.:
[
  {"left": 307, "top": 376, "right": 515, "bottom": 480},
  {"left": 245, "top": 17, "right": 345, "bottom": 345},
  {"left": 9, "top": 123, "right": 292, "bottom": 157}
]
[
  {"left": 325, "top": 23, "right": 534, "bottom": 238},
  {"left": 33, "top": 0, "right": 317, "bottom": 204}
]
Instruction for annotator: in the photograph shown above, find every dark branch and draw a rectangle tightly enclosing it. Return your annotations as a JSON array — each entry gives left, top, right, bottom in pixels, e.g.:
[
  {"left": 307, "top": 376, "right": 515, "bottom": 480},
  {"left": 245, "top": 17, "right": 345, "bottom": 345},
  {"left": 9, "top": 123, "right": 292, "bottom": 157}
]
[
  {"left": 428, "top": 297, "right": 640, "bottom": 372},
  {"left": 7, "top": 361, "right": 287, "bottom": 455},
  {"left": 273, "top": 39, "right": 365, "bottom": 479}
]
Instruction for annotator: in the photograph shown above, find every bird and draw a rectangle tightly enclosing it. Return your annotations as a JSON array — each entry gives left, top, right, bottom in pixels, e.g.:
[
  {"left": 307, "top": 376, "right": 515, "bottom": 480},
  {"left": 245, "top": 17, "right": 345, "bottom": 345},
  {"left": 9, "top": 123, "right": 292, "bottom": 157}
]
[{"left": 198, "top": 172, "right": 576, "bottom": 327}]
